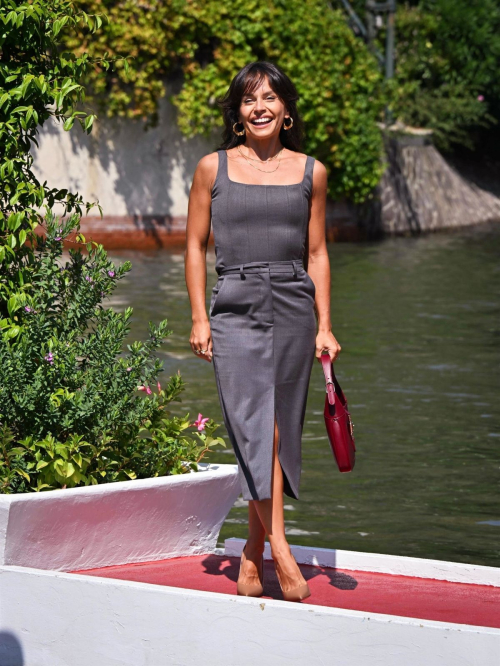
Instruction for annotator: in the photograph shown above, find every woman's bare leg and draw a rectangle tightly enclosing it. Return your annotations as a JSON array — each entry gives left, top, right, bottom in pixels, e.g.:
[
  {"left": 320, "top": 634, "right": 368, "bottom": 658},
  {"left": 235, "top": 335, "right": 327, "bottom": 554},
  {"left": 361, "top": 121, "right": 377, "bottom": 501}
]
[
  {"left": 236, "top": 501, "right": 266, "bottom": 588},
  {"left": 238, "top": 417, "right": 307, "bottom": 592}
]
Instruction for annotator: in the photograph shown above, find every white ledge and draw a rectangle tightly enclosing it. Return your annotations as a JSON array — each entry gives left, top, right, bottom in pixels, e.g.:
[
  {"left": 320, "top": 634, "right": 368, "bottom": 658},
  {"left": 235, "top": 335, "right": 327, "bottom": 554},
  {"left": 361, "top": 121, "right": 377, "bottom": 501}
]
[
  {"left": 224, "top": 538, "right": 500, "bottom": 587},
  {"left": 0, "top": 463, "right": 240, "bottom": 571}
]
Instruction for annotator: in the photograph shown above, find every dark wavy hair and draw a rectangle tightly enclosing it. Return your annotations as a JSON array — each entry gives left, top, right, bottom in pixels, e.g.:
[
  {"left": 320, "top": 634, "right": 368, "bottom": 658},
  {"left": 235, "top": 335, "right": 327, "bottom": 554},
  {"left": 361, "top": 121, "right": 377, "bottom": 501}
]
[{"left": 217, "top": 61, "right": 304, "bottom": 152}]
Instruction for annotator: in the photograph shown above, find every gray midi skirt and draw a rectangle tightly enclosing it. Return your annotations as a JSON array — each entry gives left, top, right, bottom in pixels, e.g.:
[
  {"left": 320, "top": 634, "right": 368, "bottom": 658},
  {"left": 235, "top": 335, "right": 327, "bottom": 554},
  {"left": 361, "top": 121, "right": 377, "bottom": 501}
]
[{"left": 209, "top": 259, "right": 316, "bottom": 501}]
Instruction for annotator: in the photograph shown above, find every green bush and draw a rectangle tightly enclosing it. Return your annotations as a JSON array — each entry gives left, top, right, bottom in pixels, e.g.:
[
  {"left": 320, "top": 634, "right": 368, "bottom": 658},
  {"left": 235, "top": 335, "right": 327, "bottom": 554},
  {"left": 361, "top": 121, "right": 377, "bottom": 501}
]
[
  {"left": 0, "top": 0, "right": 106, "bottom": 333},
  {"left": 0, "top": 213, "right": 225, "bottom": 494},
  {"left": 0, "top": 1, "right": 224, "bottom": 494},
  {"left": 385, "top": 1, "right": 500, "bottom": 150},
  {"left": 65, "top": 0, "right": 385, "bottom": 203},
  {"left": 173, "top": 1, "right": 386, "bottom": 203}
]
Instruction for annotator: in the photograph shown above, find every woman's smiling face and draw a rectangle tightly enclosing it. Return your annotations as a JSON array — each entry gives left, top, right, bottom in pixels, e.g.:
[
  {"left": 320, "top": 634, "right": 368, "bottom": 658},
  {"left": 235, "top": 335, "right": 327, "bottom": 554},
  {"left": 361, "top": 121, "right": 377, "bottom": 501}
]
[{"left": 238, "top": 75, "right": 289, "bottom": 139}]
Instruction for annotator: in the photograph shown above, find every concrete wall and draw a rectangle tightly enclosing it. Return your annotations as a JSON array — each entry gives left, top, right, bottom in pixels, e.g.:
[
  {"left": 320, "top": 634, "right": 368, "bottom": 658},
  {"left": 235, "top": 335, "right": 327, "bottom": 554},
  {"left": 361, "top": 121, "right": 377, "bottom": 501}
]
[
  {"left": 32, "top": 86, "right": 223, "bottom": 248},
  {"left": 32, "top": 89, "right": 362, "bottom": 248},
  {"left": 32, "top": 93, "right": 500, "bottom": 247},
  {"left": 2, "top": 565, "right": 499, "bottom": 666},
  {"left": 33, "top": 86, "right": 216, "bottom": 220}
]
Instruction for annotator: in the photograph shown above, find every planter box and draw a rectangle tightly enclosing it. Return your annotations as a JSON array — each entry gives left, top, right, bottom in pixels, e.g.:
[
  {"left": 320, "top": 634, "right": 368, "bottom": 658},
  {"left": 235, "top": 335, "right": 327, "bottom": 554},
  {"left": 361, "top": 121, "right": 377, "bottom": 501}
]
[{"left": 0, "top": 463, "right": 240, "bottom": 572}]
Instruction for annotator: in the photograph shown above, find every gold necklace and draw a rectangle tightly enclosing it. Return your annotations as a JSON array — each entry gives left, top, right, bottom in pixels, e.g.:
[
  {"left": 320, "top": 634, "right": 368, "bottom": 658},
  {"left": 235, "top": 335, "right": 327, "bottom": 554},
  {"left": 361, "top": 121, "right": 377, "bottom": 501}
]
[
  {"left": 237, "top": 145, "right": 283, "bottom": 173},
  {"left": 237, "top": 144, "right": 284, "bottom": 163}
]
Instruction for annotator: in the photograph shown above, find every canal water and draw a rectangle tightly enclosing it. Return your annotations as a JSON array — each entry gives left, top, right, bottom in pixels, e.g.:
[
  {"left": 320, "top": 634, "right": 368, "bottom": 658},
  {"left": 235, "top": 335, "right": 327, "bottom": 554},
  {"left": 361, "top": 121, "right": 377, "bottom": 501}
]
[{"left": 107, "top": 223, "right": 500, "bottom": 567}]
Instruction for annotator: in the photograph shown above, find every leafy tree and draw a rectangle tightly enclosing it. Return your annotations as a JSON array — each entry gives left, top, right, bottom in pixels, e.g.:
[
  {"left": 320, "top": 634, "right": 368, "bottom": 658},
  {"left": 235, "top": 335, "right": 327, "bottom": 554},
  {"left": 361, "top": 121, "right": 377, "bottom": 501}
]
[
  {"left": 0, "top": 1, "right": 224, "bottom": 493},
  {"left": 390, "top": 0, "right": 500, "bottom": 150},
  {"left": 65, "top": 0, "right": 386, "bottom": 203},
  {"left": 174, "top": 1, "right": 385, "bottom": 202},
  {"left": 0, "top": 0, "right": 105, "bottom": 335},
  {"left": 335, "top": 0, "right": 500, "bottom": 151},
  {"left": 62, "top": 0, "right": 182, "bottom": 123}
]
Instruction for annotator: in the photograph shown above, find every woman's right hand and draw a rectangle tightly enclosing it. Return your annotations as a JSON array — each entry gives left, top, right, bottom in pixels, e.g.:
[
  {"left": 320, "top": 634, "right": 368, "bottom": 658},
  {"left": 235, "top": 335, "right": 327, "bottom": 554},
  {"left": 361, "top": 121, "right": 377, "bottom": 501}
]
[{"left": 190, "top": 320, "right": 213, "bottom": 362}]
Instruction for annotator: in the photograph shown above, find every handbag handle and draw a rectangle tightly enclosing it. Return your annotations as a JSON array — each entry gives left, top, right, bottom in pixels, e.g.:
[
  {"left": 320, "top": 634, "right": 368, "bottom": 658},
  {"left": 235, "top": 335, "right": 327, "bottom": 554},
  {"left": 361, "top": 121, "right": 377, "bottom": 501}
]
[{"left": 320, "top": 352, "right": 336, "bottom": 405}]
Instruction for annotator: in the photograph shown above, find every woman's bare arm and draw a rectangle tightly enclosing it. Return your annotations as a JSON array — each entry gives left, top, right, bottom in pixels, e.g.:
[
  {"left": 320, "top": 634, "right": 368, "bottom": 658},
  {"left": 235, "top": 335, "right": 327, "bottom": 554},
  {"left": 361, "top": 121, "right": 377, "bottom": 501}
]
[
  {"left": 184, "top": 152, "right": 218, "bottom": 362},
  {"left": 306, "top": 160, "right": 342, "bottom": 362}
]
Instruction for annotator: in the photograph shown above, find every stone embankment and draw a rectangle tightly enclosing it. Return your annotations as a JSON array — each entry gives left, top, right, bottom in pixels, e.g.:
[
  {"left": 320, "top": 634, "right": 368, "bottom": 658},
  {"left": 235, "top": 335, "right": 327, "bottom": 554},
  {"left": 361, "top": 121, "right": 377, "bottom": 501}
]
[{"left": 364, "top": 129, "right": 500, "bottom": 238}]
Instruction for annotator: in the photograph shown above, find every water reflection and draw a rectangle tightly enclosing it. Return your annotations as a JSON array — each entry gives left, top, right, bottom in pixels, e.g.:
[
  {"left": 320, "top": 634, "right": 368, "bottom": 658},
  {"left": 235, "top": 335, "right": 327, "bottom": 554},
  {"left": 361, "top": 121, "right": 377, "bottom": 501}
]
[{"left": 104, "top": 223, "right": 500, "bottom": 567}]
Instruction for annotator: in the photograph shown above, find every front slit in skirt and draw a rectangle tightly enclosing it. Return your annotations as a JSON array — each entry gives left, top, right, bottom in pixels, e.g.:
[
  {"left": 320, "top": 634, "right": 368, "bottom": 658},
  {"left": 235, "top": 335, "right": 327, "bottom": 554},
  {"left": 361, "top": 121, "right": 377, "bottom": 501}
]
[{"left": 209, "top": 259, "right": 316, "bottom": 501}]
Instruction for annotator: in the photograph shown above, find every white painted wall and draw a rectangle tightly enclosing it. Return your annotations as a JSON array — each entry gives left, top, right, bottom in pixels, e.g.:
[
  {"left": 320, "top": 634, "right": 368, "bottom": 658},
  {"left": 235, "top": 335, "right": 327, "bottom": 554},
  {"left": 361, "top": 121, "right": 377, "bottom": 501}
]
[
  {"left": 1, "top": 565, "right": 499, "bottom": 666},
  {"left": 0, "top": 463, "right": 240, "bottom": 571},
  {"left": 32, "top": 84, "right": 218, "bottom": 219},
  {"left": 0, "top": 502, "right": 8, "bottom": 564}
]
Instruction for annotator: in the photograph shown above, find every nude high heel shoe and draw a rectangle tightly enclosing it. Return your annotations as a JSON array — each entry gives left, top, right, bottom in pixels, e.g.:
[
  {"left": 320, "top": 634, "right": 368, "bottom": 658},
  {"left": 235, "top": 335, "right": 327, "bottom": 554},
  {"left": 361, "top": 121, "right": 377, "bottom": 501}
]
[
  {"left": 273, "top": 556, "right": 311, "bottom": 602},
  {"left": 236, "top": 544, "right": 264, "bottom": 597}
]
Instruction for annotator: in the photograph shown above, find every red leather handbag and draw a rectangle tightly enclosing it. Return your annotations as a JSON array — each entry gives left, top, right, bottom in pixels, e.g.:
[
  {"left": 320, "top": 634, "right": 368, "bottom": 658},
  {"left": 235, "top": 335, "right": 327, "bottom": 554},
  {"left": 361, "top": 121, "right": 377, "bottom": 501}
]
[{"left": 321, "top": 352, "right": 356, "bottom": 472}]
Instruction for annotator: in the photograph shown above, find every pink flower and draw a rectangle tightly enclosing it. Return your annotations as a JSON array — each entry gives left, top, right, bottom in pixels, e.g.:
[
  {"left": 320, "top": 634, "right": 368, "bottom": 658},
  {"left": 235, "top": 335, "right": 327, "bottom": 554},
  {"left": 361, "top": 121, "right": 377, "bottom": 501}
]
[
  {"left": 477, "top": 95, "right": 484, "bottom": 102},
  {"left": 157, "top": 381, "right": 162, "bottom": 392},
  {"left": 127, "top": 367, "right": 132, "bottom": 372},
  {"left": 137, "top": 385, "right": 152, "bottom": 394},
  {"left": 44, "top": 352, "right": 54, "bottom": 364},
  {"left": 137, "top": 385, "right": 146, "bottom": 391},
  {"left": 107, "top": 270, "right": 115, "bottom": 277},
  {"left": 146, "top": 386, "right": 152, "bottom": 395},
  {"left": 193, "top": 413, "right": 210, "bottom": 431}
]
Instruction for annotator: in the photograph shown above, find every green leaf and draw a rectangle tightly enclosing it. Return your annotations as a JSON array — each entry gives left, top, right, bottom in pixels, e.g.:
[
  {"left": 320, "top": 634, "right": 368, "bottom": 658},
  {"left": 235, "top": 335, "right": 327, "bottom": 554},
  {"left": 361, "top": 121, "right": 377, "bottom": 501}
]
[
  {"left": 124, "top": 469, "right": 137, "bottom": 479},
  {"left": 83, "top": 114, "right": 95, "bottom": 133},
  {"left": 9, "top": 192, "right": 21, "bottom": 206},
  {"left": 7, "top": 296, "right": 17, "bottom": 317},
  {"left": 3, "top": 325, "right": 20, "bottom": 340},
  {"left": 65, "top": 462, "right": 76, "bottom": 478},
  {"left": 34, "top": 483, "right": 52, "bottom": 493},
  {"left": 14, "top": 469, "right": 31, "bottom": 482}
]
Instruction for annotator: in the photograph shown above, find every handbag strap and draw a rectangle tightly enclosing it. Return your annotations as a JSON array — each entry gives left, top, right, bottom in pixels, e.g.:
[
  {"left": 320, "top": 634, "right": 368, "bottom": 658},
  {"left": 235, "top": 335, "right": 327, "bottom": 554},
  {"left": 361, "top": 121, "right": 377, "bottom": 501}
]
[{"left": 321, "top": 353, "right": 336, "bottom": 405}]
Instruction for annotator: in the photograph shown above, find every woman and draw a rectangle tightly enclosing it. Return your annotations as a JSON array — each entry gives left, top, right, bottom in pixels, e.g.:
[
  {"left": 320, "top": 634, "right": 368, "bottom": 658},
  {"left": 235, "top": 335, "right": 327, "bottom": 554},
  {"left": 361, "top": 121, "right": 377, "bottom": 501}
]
[{"left": 184, "top": 61, "right": 340, "bottom": 602}]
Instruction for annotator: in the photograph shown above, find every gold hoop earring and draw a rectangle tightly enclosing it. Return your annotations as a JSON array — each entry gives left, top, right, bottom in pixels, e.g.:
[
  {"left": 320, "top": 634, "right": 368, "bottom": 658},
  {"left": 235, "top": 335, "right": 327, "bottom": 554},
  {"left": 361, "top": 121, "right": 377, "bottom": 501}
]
[
  {"left": 283, "top": 117, "right": 294, "bottom": 131},
  {"left": 232, "top": 121, "right": 246, "bottom": 136}
]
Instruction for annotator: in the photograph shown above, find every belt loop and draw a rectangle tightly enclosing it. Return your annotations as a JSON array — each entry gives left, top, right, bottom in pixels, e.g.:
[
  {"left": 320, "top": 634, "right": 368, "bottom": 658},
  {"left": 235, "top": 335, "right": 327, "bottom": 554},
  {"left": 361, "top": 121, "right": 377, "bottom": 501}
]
[
  {"left": 239, "top": 264, "right": 245, "bottom": 280},
  {"left": 292, "top": 260, "right": 298, "bottom": 280}
]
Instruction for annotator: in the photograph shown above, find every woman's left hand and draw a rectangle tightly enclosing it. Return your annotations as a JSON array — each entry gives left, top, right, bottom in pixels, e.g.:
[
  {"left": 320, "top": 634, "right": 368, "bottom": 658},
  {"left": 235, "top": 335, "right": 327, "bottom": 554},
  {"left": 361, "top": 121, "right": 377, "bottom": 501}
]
[{"left": 315, "top": 331, "right": 341, "bottom": 363}]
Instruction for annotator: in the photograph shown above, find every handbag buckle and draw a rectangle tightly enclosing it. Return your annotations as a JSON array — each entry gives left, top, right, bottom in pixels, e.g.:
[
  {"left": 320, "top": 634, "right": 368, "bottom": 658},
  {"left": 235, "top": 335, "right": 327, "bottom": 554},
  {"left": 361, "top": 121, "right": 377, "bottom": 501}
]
[{"left": 325, "top": 381, "right": 335, "bottom": 404}]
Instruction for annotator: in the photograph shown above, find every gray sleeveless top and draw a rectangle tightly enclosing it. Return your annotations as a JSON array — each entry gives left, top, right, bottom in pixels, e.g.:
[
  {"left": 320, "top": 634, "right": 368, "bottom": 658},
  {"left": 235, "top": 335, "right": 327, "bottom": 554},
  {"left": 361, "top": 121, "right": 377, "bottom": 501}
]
[{"left": 211, "top": 149, "right": 315, "bottom": 274}]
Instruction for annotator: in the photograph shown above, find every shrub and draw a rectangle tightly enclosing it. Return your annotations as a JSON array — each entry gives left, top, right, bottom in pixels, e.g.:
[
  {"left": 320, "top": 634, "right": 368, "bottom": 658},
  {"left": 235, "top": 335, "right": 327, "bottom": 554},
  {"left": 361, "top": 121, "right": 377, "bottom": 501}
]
[
  {"left": 0, "top": 213, "right": 225, "bottom": 494},
  {"left": 0, "top": 1, "right": 225, "bottom": 494},
  {"left": 377, "top": 1, "right": 500, "bottom": 151}
]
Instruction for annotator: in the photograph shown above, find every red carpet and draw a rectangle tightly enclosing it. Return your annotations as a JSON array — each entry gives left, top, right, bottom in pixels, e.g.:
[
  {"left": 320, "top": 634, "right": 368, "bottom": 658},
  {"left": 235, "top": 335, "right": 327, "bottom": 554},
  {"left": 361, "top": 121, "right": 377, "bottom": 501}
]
[{"left": 74, "top": 554, "right": 500, "bottom": 629}]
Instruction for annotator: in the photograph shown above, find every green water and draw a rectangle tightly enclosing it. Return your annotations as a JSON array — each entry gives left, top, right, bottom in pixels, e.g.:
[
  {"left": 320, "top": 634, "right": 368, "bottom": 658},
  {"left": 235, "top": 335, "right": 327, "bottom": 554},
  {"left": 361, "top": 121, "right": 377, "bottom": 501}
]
[{"left": 107, "top": 223, "right": 500, "bottom": 567}]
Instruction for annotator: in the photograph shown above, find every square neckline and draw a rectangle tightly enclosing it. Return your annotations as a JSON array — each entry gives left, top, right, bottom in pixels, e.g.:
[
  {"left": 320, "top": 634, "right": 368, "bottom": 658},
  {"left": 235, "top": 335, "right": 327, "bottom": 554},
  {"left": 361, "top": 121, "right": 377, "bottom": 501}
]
[{"left": 223, "top": 149, "right": 309, "bottom": 187}]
